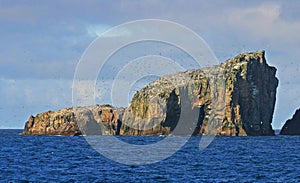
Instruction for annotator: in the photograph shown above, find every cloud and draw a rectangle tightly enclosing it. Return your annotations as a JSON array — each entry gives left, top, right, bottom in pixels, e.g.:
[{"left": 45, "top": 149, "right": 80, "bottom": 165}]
[
  {"left": 228, "top": 3, "right": 280, "bottom": 27},
  {"left": 225, "top": 3, "right": 300, "bottom": 45},
  {"left": 0, "top": 79, "right": 73, "bottom": 128},
  {"left": 0, "top": 0, "right": 299, "bottom": 130},
  {"left": 0, "top": 79, "right": 73, "bottom": 108},
  {"left": 86, "top": 24, "right": 112, "bottom": 37},
  {"left": 0, "top": 58, "right": 78, "bottom": 80}
]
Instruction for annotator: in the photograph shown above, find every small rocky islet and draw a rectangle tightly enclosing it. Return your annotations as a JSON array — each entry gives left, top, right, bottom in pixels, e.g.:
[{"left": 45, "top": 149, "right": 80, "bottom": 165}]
[{"left": 23, "top": 50, "right": 294, "bottom": 136}]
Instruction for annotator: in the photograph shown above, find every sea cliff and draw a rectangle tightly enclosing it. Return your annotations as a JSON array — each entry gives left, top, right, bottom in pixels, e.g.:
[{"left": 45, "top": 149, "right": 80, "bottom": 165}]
[{"left": 22, "top": 50, "right": 278, "bottom": 136}]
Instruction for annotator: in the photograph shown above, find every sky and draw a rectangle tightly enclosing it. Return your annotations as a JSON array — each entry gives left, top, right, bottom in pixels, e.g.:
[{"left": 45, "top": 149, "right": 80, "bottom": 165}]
[{"left": 0, "top": 0, "right": 299, "bottom": 129}]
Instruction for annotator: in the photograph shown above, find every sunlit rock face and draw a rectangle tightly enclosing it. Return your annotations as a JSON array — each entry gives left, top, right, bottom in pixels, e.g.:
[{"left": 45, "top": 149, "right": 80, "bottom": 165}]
[
  {"left": 22, "top": 51, "right": 278, "bottom": 136},
  {"left": 22, "top": 105, "right": 124, "bottom": 136}
]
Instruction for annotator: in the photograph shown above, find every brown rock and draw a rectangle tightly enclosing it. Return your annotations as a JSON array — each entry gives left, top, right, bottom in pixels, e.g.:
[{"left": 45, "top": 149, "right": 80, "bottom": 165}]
[
  {"left": 22, "top": 105, "right": 123, "bottom": 136},
  {"left": 121, "top": 50, "right": 278, "bottom": 136},
  {"left": 22, "top": 51, "right": 278, "bottom": 136}
]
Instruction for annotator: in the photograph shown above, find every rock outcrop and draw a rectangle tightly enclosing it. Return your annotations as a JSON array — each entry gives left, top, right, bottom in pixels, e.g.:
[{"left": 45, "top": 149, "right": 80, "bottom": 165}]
[
  {"left": 121, "top": 50, "right": 278, "bottom": 136},
  {"left": 280, "top": 109, "right": 300, "bottom": 135},
  {"left": 22, "top": 105, "right": 124, "bottom": 136},
  {"left": 22, "top": 50, "right": 278, "bottom": 136}
]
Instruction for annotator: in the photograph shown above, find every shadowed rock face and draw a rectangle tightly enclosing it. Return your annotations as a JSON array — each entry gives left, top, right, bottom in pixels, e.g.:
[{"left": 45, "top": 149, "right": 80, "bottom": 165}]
[
  {"left": 22, "top": 51, "right": 278, "bottom": 136},
  {"left": 280, "top": 109, "right": 300, "bottom": 135}
]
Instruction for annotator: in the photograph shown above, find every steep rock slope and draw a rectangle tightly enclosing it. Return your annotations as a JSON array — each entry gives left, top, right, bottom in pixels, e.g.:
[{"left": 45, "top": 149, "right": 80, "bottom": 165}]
[
  {"left": 280, "top": 109, "right": 300, "bottom": 135},
  {"left": 121, "top": 50, "right": 278, "bottom": 136}
]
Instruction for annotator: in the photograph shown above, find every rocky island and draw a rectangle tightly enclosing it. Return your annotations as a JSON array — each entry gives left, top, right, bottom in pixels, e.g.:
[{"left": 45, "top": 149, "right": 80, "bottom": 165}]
[
  {"left": 280, "top": 108, "right": 300, "bottom": 135},
  {"left": 22, "top": 50, "right": 279, "bottom": 136}
]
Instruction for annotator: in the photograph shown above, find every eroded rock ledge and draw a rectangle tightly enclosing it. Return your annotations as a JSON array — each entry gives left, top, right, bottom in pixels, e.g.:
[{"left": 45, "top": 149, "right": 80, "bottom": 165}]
[
  {"left": 22, "top": 105, "right": 125, "bottom": 136},
  {"left": 280, "top": 109, "right": 300, "bottom": 135},
  {"left": 22, "top": 50, "right": 278, "bottom": 136}
]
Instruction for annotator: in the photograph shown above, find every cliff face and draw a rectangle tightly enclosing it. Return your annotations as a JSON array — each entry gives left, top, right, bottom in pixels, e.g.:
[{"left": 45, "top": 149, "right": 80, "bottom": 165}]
[
  {"left": 22, "top": 50, "right": 278, "bottom": 136},
  {"left": 280, "top": 109, "right": 300, "bottom": 135},
  {"left": 22, "top": 105, "right": 124, "bottom": 136},
  {"left": 121, "top": 50, "right": 278, "bottom": 136}
]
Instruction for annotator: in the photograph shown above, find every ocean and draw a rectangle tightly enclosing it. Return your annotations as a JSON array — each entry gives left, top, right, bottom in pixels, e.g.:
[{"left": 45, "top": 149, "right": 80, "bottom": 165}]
[{"left": 0, "top": 129, "right": 299, "bottom": 182}]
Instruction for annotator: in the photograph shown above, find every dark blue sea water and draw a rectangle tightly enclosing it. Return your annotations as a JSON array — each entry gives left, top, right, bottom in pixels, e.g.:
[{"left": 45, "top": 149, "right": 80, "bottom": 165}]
[{"left": 1, "top": 129, "right": 300, "bottom": 182}]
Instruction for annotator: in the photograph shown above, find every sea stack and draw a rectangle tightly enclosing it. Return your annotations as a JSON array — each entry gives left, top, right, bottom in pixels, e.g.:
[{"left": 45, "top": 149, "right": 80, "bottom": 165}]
[
  {"left": 280, "top": 108, "right": 300, "bottom": 135},
  {"left": 22, "top": 50, "right": 278, "bottom": 136},
  {"left": 121, "top": 50, "right": 278, "bottom": 136}
]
